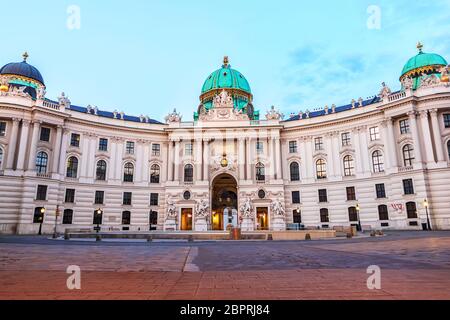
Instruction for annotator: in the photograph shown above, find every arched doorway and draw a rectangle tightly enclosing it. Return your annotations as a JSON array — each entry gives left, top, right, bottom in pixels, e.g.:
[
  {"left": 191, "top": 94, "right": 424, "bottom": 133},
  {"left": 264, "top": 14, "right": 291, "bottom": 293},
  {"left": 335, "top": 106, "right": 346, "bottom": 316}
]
[{"left": 211, "top": 174, "right": 238, "bottom": 231}]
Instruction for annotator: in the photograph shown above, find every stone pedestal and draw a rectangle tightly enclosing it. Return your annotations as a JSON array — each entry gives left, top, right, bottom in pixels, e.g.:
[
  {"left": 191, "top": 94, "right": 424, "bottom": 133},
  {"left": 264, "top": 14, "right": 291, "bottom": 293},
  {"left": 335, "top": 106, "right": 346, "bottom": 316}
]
[
  {"left": 195, "top": 218, "right": 208, "bottom": 232},
  {"left": 240, "top": 218, "right": 255, "bottom": 232},
  {"left": 271, "top": 217, "right": 286, "bottom": 231},
  {"left": 164, "top": 219, "right": 177, "bottom": 231}
]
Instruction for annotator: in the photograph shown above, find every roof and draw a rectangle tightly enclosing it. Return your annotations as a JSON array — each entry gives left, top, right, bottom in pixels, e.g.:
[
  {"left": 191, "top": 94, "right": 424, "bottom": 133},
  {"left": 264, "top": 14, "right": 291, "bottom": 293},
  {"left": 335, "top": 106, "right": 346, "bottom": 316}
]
[
  {"left": 201, "top": 65, "right": 251, "bottom": 94},
  {"left": 401, "top": 52, "right": 447, "bottom": 78},
  {"left": 0, "top": 61, "right": 45, "bottom": 85}
]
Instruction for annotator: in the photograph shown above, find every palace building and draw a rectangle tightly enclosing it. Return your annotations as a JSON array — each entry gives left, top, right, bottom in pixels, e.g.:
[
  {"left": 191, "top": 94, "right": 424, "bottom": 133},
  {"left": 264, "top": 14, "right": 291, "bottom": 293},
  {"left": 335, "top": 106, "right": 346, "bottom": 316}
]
[{"left": 1, "top": 44, "right": 450, "bottom": 234}]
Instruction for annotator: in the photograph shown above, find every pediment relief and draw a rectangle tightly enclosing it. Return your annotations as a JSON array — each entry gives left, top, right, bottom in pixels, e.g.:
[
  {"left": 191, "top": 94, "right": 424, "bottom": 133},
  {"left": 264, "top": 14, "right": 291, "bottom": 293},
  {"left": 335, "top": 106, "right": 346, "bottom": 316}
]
[{"left": 198, "top": 90, "right": 249, "bottom": 121}]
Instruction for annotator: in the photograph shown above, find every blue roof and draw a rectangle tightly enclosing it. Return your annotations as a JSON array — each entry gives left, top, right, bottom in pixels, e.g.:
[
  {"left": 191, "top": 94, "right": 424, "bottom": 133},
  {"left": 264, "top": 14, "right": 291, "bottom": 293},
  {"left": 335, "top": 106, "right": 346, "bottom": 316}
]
[
  {"left": 284, "top": 95, "right": 381, "bottom": 122},
  {"left": 0, "top": 61, "right": 44, "bottom": 84}
]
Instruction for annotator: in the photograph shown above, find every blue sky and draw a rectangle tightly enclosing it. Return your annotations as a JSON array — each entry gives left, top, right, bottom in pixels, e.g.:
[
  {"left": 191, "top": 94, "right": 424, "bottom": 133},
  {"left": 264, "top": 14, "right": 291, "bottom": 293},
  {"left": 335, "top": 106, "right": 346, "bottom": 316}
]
[{"left": 1, "top": 0, "right": 449, "bottom": 121}]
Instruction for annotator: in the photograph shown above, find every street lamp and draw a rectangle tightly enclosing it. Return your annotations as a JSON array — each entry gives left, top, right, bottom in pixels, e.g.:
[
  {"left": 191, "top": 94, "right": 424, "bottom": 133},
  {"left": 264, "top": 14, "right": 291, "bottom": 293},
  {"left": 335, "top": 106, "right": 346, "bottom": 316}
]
[
  {"left": 38, "top": 207, "right": 46, "bottom": 235},
  {"left": 53, "top": 206, "right": 60, "bottom": 239},
  {"left": 95, "top": 208, "right": 103, "bottom": 241},
  {"left": 423, "top": 199, "right": 432, "bottom": 231},
  {"left": 356, "top": 203, "right": 362, "bottom": 232}
]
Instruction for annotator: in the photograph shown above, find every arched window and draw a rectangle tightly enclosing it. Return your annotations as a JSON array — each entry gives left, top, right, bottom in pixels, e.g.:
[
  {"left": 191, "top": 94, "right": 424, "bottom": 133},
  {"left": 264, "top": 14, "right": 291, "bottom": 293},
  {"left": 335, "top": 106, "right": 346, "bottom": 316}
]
[
  {"left": 150, "top": 164, "right": 160, "bottom": 184},
  {"left": 62, "top": 209, "right": 73, "bottom": 225},
  {"left": 290, "top": 162, "right": 300, "bottom": 181},
  {"left": 378, "top": 205, "right": 389, "bottom": 221},
  {"left": 316, "top": 159, "right": 327, "bottom": 179},
  {"left": 348, "top": 207, "right": 358, "bottom": 222},
  {"left": 0, "top": 147, "right": 4, "bottom": 169},
  {"left": 122, "top": 211, "right": 131, "bottom": 225},
  {"left": 372, "top": 150, "right": 384, "bottom": 173},
  {"left": 403, "top": 144, "right": 415, "bottom": 167},
  {"left": 320, "top": 208, "right": 329, "bottom": 223},
  {"left": 66, "top": 156, "right": 78, "bottom": 178},
  {"left": 256, "top": 162, "right": 265, "bottom": 181},
  {"left": 36, "top": 151, "right": 48, "bottom": 174},
  {"left": 406, "top": 202, "right": 418, "bottom": 219},
  {"left": 184, "top": 164, "right": 194, "bottom": 183},
  {"left": 96, "top": 160, "right": 107, "bottom": 181},
  {"left": 123, "top": 162, "right": 134, "bottom": 182},
  {"left": 447, "top": 140, "right": 450, "bottom": 160},
  {"left": 343, "top": 155, "right": 355, "bottom": 176}
]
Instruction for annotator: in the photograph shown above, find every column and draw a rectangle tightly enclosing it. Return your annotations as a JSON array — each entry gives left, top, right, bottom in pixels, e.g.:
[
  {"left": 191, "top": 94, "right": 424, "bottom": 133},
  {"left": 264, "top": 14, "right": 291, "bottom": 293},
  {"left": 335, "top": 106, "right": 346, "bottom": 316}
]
[
  {"left": 86, "top": 135, "right": 96, "bottom": 178},
  {"left": 6, "top": 118, "right": 20, "bottom": 169},
  {"left": 305, "top": 137, "right": 314, "bottom": 179},
  {"left": 238, "top": 138, "right": 245, "bottom": 180},
  {"left": 408, "top": 111, "right": 423, "bottom": 164},
  {"left": 115, "top": 139, "right": 124, "bottom": 180},
  {"left": 429, "top": 109, "right": 445, "bottom": 162},
  {"left": 108, "top": 139, "right": 117, "bottom": 180},
  {"left": 299, "top": 138, "right": 308, "bottom": 180},
  {"left": 360, "top": 126, "right": 371, "bottom": 173},
  {"left": 332, "top": 133, "right": 341, "bottom": 177},
  {"left": 161, "top": 142, "right": 168, "bottom": 182},
  {"left": 174, "top": 139, "right": 180, "bottom": 181},
  {"left": 275, "top": 137, "right": 282, "bottom": 180},
  {"left": 135, "top": 141, "right": 144, "bottom": 182},
  {"left": 419, "top": 110, "right": 434, "bottom": 163},
  {"left": 381, "top": 121, "right": 392, "bottom": 170},
  {"left": 27, "top": 121, "right": 41, "bottom": 171},
  {"left": 387, "top": 118, "right": 398, "bottom": 168},
  {"left": 195, "top": 138, "right": 203, "bottom": 181},
  {"left": 245, "top": 137, "right": 252, "bottom": 180},
  {"left": 58, "top": 129, "right": 69, "bottom": 176},
  {"left": 325, "top": 133, "right": 335, "bottom": 177},
  {"left": 268, "top": 137, "right": 274, "bottom": 180},
  {"left": 167, "top": 140, "right": 174, "bottom": 181},
  {"left": 281, "top": 139, "right": 289, "bottom": 181},
  {"left": 141, "top": 141, "right": 150, "bottom": 183},
  {"left": 203, "top": 139, "right": 210, "bottom": 181},
  {"left": 353, "top": 128, "right": 363, "bottom": 175},
  {"left": 52, "top": 126, "right": 63, "bottom": 173},
  {"left": 16, "top": 120, "right": 30, "bottom": 171}
]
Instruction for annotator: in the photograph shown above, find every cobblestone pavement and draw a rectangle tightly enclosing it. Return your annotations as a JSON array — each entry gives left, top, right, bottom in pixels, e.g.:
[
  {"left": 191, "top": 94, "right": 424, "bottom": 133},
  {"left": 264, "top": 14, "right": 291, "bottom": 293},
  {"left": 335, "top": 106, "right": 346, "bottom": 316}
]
[{"left": 0, "top": 232, "right": 449, "bottom": 300}]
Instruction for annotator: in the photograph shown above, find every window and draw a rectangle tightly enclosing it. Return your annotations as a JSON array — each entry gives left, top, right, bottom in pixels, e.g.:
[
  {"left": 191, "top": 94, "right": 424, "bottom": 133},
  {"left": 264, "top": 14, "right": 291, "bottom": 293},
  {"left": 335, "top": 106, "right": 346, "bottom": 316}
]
[
  {"left": 318, "top": 189, "right": 328, "bottom": 203},
  {"left": 99, "top": 138, "right": 108, "bottom": 151},
  {"left": 255, "top": 162, "right": 265, "bottom": 181},
  {"left": 66, "top": 157, "right": 78, "bottom": 178},
  {"left": 370, "top": 126, "right": 380, "bottom": 141},
  {"left": 62, "top": 209, "right": 73, "bottom": 225},
  {"left": 33, "top": 207, "right": 45, "bottom": 223},
  {"left": 70, "top": 133, "right": 80, "bottom": 147},
  {"left": 403, "top": 144, "right": 415, "bottom": 167},
  {"left": 372, "top": 150, "right": 384, "bottom": 173},
  {"left": 256, "top": 140, "right": 264, "bottom": 154},
  {"left": 36, "top": 151, "right": 48, "bottom": 174},
  {"left": 122, "top": 211, "right": 131, "bottom": 225},
  {"left": 289, "top": 141, "right": 298, "bottom": 153},
  {"left": 346, "top": 187, "right": 356, "bottom": 201},
  {"left": 36, "top": 185, "right": 47, "bottom": 201},
  {"left": 290, "top": 162, "right": 300, "bottom": 181},
  {"left": 150, "top": 193, "right": 159, "bottom": 206},
  {"left": 150, "top": 164, "right": 160, "bottom": 184},
  {"left": 342, "top": 132, "right": 351, "bottom": 146},
  {"left": 316, "top": 159, "right": 327, "bottom": 179},
  {"left": 378, "top": 205, "right": 389, "bottom": 221},
  {"left": 126, "top": 141, "right": 135, "bottom": 154},
  {"left": 399, "top": 119, "right": 410, "bottom": 134},
  {"left": 96, "top": 160, "right": 107, "bottom": 181},
  {"left": 184, "top": 164, "right": 194, "bottom": 182},
  {"left": 343, "top": 155, "right": 355, "bottom": 176},
  {"left": 123, "top": 163, "right": 134, "bottom": 182},
  {"left": 448, "top": 140, "right": 450, "bottom": 160},
  {"left": 185, "top": 143, "right": 193, "bottom": 156},
  {"left": 403, "top": 179, "right": 415, "bottom": 195},
  {"left": 93, "top": 210, "right": 103, "bottom": 225},
  {"left": 292, "top": 191, "right": 301, "bottom": 204},
  {"left": 183, "top": 191, "right": 191, "bottom": 200},
  {"left": 348, "top": 207, "right": 358, "bottom": 222},
  {"left": 0, "top": 148, "right": 3, "bottom": 169},
  {"left": 94, "top": 191, "right": 105, "bottom": 205},
  {"left": 320, "top": 208, "right": 329, "bottom": 223},
  {"left": 376, "top": 184, "right": 386, "bottom": 199},
  {"left": 65, "top": 189, "right": 75, "bottom": 203},
  {"left": 293, "top": 210, "right": 302, "bottom": 224},
  {"left": 40, "top": 127, "right": 51, "bottom": 142},
  {"left": 0, "top": 122, "right": 6, "bottom": 136},
  {"left": 406, "top": 202, "right": 418, "bottom": 219},
  {"left": 152, "top": 144, "right": 161, "bottom": 156},
  {"left": 314, "top": 137, "right": 324, "bottom": 151},
  {"left": 444, "top": 114, "right": 450, "bottom": 128},
  {"left": 123, "top": 192, "right": 132, "bottom": 205},
  {"left": 150, "top": 211, "right": 158, "bottom": 226}
]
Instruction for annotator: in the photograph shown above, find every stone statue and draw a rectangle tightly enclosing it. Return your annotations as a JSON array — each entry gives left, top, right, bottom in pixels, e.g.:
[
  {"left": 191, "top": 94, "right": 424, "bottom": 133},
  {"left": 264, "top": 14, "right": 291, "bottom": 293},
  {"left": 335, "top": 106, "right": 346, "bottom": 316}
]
[
  {"left": 166, "top": 200, "right": 177, "bottom": 220},
  {"left": 240, "top": 197, "right": 254, "bottom": 219},
  {"left": 271, "top": 199, "right": 285, "bottom": 218},
  {"left": 265, "top": 105, "right": 284, "bottom": 120},
  {"left": 165, "top": 108, "right": 182, "bottom": 123},
  {"left": 379, "top": 82, "right": 391, "bottom": 99},
  {"left": 401, "top": 77, "right": 413, "bottom": 90},
  {"left": 37, "top": 86, "right": 46, "bottom": 100},
  {"left": 420, "top": 74, "right": 440, "bottom": 88},
  {"left": 195, "top": 199, "right": 209, "bottom": 220},
  {"left": 58, "top": 92, "right": 71, "bottom": 107},
  {"left": 440, "top": 65, "right": 449, "bottom": 82}
]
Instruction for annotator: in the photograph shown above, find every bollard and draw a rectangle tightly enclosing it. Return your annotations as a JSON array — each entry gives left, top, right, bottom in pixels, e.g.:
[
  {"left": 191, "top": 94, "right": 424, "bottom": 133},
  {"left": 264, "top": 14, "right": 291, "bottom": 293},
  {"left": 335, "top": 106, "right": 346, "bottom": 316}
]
[
  {"left": 188, "top": 235, "right": 194, "bottom": 242},
  {"left": 147, "top": 235, "right": 153, "bottom": 242},
  {"left": 96, "top": 234, "right": 101, "bottom": 242},
  {"left": 346, "top": 232, "right": 353, "bottom": 239},
  {"left": 267, "top": 234, "right": 273, "bottom": 241},
  {"left": 305, "top": 233, "right": 311, "bottom": 241}
]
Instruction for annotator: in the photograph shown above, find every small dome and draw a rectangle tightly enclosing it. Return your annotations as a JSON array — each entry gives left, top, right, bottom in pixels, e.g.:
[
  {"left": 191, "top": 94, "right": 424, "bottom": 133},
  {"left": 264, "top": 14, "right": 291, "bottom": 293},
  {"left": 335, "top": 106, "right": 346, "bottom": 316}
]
[
  {"left": 400, "top": 43, "right": 447, "bottom": 79},
  {"left": 201, "top": 57, "right": 251, "bottom": 94},
  {"left": 0, "top": 52, "right": 45, "bottom": 85}
]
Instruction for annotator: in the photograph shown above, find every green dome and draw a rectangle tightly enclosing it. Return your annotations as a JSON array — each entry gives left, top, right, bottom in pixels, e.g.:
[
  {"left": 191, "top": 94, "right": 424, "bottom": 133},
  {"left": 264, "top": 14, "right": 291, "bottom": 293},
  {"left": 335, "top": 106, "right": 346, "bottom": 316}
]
[
  {"left": 401, "top": 49, "right": 447, "bottom": 78},
  {"left": 201, "top": 58, "right": 251, "bottom": 94}
]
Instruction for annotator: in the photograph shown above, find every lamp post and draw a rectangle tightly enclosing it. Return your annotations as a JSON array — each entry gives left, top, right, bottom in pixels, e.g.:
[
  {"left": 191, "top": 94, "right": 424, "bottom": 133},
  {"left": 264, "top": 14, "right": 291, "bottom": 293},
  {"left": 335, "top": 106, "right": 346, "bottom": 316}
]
[
  {"left": 53, "top": 206, "right": 60, "bottom": 239},
  {"left": 423, "top": 199, "right": 432, "bottom": 231},
  {"left": 38, "top": 207, "right": 46, "bottom": 235},
  {"left": 95, "top": 209, "right": 103, "bottom": 241},
  {"left": 356, "top": 203, "right": 362, "bottom": 232}
]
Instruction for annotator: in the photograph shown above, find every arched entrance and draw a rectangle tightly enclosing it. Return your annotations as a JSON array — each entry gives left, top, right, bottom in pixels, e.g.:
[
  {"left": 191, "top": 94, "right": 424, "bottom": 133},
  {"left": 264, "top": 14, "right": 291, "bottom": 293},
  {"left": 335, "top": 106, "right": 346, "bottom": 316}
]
[{"left": 211, "top": 173, "right": 238, "bottom": 231}]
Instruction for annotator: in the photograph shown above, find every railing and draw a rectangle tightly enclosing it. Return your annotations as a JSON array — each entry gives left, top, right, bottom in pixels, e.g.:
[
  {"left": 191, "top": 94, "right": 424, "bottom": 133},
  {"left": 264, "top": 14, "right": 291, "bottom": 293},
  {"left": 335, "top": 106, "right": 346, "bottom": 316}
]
[
  {"left": 36, "top": 172, "right": 52, "bottom": 179},
  {"left": 388, "top": 91, "right": 406, "bottom": 102},
  {"left": 398, "top": 166, "right": 414, "bottom": 173},
  {"left": 42, "top": 100, "right": 60, "bottom": 110}
]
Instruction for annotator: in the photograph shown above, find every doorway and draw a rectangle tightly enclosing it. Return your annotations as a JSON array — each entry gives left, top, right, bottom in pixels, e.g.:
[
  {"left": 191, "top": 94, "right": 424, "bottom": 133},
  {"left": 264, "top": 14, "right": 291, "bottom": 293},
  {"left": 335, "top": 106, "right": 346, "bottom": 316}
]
[
  {"left": 256, "top": 207, "right": 269, "bottom": 230},
  {"left": 211, "top": 174, "right": 238, "bottom": 231},
  {"left": 181, "top": 208, "right": 193, "bottom": 231}
]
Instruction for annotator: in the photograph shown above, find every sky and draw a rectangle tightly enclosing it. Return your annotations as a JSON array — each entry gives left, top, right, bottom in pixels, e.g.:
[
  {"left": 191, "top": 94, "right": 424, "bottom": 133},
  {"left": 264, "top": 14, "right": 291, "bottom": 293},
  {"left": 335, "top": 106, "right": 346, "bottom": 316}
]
[{"left": 1, "top": 0, "right": 449, "bottom": 122}]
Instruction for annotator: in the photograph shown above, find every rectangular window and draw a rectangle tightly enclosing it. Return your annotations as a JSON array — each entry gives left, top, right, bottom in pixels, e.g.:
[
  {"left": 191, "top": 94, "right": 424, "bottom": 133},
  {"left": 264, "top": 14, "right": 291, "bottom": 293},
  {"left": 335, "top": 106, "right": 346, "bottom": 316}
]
[
  {"left": 370, "top": 127, "right": 380, "bottom": 141},
  {"left": 0, "top": 122, "right": 6, "bottom": 136},
  {"left": 289, "top": 141, "right": 298, "bottom": 153},
  {"left": 256, "top": 140, "right": 264, "bottom": 154},
  {"left": 70, "top": 133, "right": 80, "bottom": 147},
  {"left": 123, "top": 192, "right": 132, "bottom": 206},
  {"left": 65, "top": 189, "right": 75, "bottom": 203},
  {"left": 99, "top": 138, "right": 108, "bottom": 151},
  {"left": 403, "top": 179, "right": 415, "bottom": 195},
  {"left": 376, "top": 184, "right": 386, "bottom": 199},
  {"left": 444, "top": 114, "right": 450, "bottom": 128},
  {"left": 36, "top": 185, "right": 48, "bottom": 201},
  {"left": 346, "top": 187, "right": 356, "bottom": 201},
  {"left": 399, "top": 119, "right": 410, "bottom": 134},
  {"left": 315, "top": 137, "right": 324, "bottom": 151},
  {"left": 126, "top": 141, "right": 135, "bottom": 154},
  {"left": 152, "top": 144, "right": 161, "bottom": 156},
  {"left": 342, "top": 132, "right": 351, "bottom": 146},
  {"left": 378, "top": 205, "right": 389, "bottom": 221},
  {"left": 94, "top": 191, "right": 105, "bottom": 205},
  {"left": 185, "top": 143, "right": 193, "bottom": 156},
  {"left": 40, "top": 127, "right": 51, "bottom": 142},
  {"left": 62, "top": 209, "right": 73, "bottom": 225},
  {"left": 320, "top": 209, "right": 329, "bottom": 223},
  {"left": 150, "top": 193, "right": 159, "bottom": 206},
  {"left": 318, "top": 189, "right": 328, "bottom": 203},
  {"left": 292, "top": 191, "right": 301, "bottom": 204}
]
